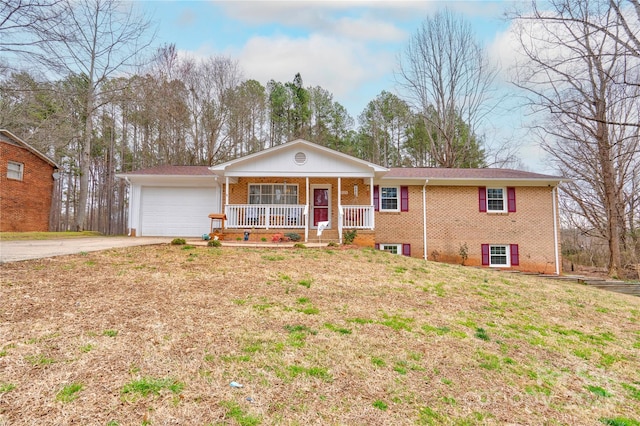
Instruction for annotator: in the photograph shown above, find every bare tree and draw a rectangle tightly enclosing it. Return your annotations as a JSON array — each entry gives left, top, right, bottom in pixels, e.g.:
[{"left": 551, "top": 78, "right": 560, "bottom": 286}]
[
  {"left": 397, "top": 9, "right": 502, "bottom": 168},
  {"left": 0, "top": 0, "right": 66, "bottom": 60},
  {"left": 510, "top": 0, "right": 640, "bottom": 277},
  {"left": 33, "top": 0, "right": 155, "bottom": 230}
]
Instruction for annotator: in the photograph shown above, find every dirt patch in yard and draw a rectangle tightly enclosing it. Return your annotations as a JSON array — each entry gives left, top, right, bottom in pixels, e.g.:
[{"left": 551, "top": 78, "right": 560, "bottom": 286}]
[{"left": 1, "top": 245, "right": 639, "bottom": 425}]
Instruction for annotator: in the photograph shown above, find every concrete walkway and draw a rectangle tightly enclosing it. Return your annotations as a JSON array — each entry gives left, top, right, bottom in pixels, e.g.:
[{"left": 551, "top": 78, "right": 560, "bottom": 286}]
[{"left": 0, "top": 237, "right": 171, "bottom": 263}]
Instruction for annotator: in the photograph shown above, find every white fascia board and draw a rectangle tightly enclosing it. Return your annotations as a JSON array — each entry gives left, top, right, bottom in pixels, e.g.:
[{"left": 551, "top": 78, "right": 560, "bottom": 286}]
[
  {"left": 378, "top": 177, "right": 568, "bottom": 187},
  {"left": 224, "top": 171, "right": 375, "bottom": 178},
  {"left": 122, "top": 175, "right": 220, "bottom": 187}
]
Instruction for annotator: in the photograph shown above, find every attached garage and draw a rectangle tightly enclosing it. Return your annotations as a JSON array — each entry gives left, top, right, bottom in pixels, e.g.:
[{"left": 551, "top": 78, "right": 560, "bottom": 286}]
[
  {"left": 117, "top": 165, "right": 222, "bottom": 237},
  {"left": 140, "top": 186, "right": 219, "bottom": 237}
]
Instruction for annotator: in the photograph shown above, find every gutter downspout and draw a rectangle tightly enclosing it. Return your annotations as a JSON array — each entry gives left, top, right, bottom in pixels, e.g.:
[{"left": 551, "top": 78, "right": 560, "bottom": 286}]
[
  {"left": 125, "top": 177, "right": 132, "bottom": 236},
  {"left": 423, "top": 179, "right": 429, "bottom": 260},
  {"left": 552, "top": 186, "right": 560, "bottom": 275}
]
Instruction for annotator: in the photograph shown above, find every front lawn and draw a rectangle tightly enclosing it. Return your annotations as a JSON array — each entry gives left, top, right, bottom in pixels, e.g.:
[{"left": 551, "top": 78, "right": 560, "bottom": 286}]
[{"left": 1, "top": 245, "right": 638, "bottom": 425}]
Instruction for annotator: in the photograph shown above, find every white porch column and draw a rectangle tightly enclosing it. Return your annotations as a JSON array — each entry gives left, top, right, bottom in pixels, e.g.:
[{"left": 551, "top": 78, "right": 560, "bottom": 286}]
[
  {"left": 338, "top": 177, "right": 342, "bottom": 244},
  {"left": 225, "top": 177, "right": 230, "bottom": 229},
  {"left": 370, "top": 176, "right": 375, "bottom": 229},
  {"left": 305, "top": 177, "right": 309, "bottom": 243}
]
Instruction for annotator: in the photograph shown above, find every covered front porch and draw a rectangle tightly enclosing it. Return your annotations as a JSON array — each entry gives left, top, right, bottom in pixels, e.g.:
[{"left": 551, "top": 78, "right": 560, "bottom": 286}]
[
  {"left": 219, "top": 177, "right": 375, "bottom": 243},
  {"left": 208, "top": 139, "right": 388, "bottom": 243}
]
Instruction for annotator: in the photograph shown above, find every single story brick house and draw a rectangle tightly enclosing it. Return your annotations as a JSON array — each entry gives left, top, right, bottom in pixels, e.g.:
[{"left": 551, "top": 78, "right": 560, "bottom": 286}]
[
  {"left": 0, "top": 129, "right": 59, "bottom": 232},
  {"left": 118, "top": 139, "right": 567, "bottom": 274}
]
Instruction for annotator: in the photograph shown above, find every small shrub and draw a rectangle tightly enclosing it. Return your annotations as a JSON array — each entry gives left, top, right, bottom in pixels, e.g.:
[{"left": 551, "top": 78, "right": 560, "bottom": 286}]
[
  {"left": 459, "top": 242, "right": 469, "bottom": 265},
  {"left": 171, "top": 238, "right": 186, "bottom": 245},
  {"left": 285, "top": 233, "right": 301, "bottom": 242},
  {"left": 327, "top": 241, "right": 339, "bottom": 247},
  {"left": 261, "top": 237, "right": 267, "bottom": 242},
  {"left": 343, "top": 229, "right": 357, "bottom": 245},
  {"left": 293, "top": 243, "right": 306, "bottom": 249},
  {"left": 207, "top": 239, "right": 222, "bottom": 247}
]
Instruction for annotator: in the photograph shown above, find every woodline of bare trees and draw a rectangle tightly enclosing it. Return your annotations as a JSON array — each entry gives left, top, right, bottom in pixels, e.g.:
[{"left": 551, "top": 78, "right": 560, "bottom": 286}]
[{"left": 510, "top": 0, "right": 640, "bottom": 277}]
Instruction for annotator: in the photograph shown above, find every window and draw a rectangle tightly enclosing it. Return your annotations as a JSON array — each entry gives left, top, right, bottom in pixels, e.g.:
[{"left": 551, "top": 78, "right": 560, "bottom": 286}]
[
  {"left": 377, "top": 243, "right": 411, "bottom": 256},
  {"left": 248, "top": 183, "right": 298, "bottom": 205},
  {"left": 490, "top": 245, "right": 509, "bottom": 266},
  {"left": 7, "top": 161, "right": 23, "bottom": 180},
  {"left": 481, "top": 244, "right": 519, "bottom": 267},
  {"left": 380, "top": 243, "right": 401, "bottom": 254},
  {"left": 479, "top": 187, "right": 516, "bottom": 213},
  {"left": 380, "top": 187, "right": 398, "bottom": 211},
  {"left": 487, "top": 188, "right": 505, "bottom": 212}
]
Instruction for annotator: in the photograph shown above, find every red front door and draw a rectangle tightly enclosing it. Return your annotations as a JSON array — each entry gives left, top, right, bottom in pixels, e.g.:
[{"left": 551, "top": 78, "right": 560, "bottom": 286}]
[{"left": 313, "top": 188, "right": 329, "bottom": 226}]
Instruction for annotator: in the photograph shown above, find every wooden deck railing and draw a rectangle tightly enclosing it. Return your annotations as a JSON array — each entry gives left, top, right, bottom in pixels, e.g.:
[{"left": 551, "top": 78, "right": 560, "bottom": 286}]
[
  {"left": 225, "top": 204, "right": 306, "bottom": 229},
  {"left": 340, "top": 205, "right": 374, "bottom": 229}
]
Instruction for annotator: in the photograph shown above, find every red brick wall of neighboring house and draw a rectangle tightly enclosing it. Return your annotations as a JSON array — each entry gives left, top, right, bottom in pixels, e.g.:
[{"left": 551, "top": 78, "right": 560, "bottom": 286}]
[
  {"left": 374, "top": 185, "right": 561, "bottom": 274},
  {"left": 0, "top": 142, "right": 55, "bottom": 232}
]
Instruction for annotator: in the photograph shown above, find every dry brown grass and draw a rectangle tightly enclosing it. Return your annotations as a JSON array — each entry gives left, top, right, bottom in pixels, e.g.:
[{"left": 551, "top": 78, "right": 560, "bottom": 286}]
[{"left": 1, "top": 245, "right": 639, "bottom": 425}]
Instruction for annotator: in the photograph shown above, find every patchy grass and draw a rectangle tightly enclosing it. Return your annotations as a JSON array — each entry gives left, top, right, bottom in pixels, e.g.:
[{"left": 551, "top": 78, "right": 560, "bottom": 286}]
[
  {"left": 0, "top": 245, "right": 639, "bottom": 424},
  {"left": 56, "top": 383, "right": 83, "bottom": 403},
  {"left": 0, "top": 231, "right": 103, "bottom": 241}
]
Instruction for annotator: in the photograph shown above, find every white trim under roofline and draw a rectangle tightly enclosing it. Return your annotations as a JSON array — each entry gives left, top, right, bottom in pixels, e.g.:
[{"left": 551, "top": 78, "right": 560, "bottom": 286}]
[
  {"left": 209, "top": 139, "right": 388, "bottom": 175},
  {"left": 379, "top": 177, "right": 570, "bottom": 187},
  {"left": 223, "top": 171, "right": 376, "bottom": 178}
]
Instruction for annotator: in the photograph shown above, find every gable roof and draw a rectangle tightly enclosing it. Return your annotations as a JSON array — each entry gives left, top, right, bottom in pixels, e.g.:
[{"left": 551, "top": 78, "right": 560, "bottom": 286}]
[
  {"left": 0, "top": 129, "right": 59, "bottom": 169},
  {"left": 209, "top": 139, "right": 388, "bottom": 178}
]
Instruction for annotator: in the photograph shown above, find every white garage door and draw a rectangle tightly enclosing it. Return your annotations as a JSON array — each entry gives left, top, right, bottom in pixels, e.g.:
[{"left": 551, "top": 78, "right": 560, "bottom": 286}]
[{"left": 140, "top": 186, "right": 220, "bottom": 237}]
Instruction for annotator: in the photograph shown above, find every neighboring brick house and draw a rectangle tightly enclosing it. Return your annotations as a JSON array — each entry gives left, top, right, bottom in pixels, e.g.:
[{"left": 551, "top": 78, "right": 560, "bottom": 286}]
[
  {"left": 0, "top": 129, "right": 59, "bottom": 232},
  {"left": 119, "top": 139, "right": 567, "bottom": 274}
]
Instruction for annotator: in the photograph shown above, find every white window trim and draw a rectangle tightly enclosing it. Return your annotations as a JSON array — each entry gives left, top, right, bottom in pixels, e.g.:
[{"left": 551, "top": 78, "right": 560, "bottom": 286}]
[
  {"left": 248, "top": 182, "right": 299, "bottom": 205},
  {"left": 486, "top": 187, "right": 507, "bottom": 213},
  {"left": 489, "top": 244, "right": 510, "bottom": 267},
  {"left": 7, "top": 161, "right": 24, "bottom": 181},
  {"left": 379, "top": 186, "right": 400, "bottom": 212},
  {"left": 380, "top": 243, "right": 402, "bottom": 255}
]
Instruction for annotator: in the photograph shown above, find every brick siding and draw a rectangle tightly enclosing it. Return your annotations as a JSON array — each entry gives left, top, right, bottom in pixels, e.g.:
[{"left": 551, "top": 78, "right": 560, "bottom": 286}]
[
  {"left": 375, "top": 185, "right": 560, "bottom": 274},
  {"left": 222, "top": 178, "right": 560, "bottom": 273},
  {"left": 0, "top": 142, "right": 55, "bottom": 232}
]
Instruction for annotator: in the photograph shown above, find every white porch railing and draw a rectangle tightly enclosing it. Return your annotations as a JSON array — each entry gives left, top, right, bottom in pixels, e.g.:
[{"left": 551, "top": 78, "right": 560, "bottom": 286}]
[
  {"left": 225, "top": 204, "right": 306, "bottom": 229},
  {"left": 340, "top": 205, "right": 374, "bottom": 229}
]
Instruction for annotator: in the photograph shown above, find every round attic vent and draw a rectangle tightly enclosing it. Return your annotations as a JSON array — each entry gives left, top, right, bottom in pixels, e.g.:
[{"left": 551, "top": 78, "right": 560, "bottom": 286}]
[{"left": 294, "top": 151, "right": 307, "bottom": 165}]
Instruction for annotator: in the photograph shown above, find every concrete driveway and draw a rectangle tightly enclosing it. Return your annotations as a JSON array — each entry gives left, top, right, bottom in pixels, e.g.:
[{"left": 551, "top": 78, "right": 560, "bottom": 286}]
[{"left": 0, "top": 237, "right": 172, "bottom": 263}]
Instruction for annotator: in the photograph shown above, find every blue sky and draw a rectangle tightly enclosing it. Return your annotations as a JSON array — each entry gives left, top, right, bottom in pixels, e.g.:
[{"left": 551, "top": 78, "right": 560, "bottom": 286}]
[{"left": 136, "top": 1, "right": 545, "bottom": 171}]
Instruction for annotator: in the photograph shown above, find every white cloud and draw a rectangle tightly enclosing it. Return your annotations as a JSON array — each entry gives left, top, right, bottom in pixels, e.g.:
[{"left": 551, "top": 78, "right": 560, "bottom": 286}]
[
  {"left": 236, "top": 33, "right": 395, "bottom": 100},
  {"left": 216, "top": 1, "right": 418, "bottom": 42}
]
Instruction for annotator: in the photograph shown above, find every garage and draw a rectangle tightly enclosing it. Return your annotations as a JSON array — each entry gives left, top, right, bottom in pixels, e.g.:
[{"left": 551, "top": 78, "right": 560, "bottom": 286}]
[{"left": 139, "top": 186, "right": 220, "bottom": 237}]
